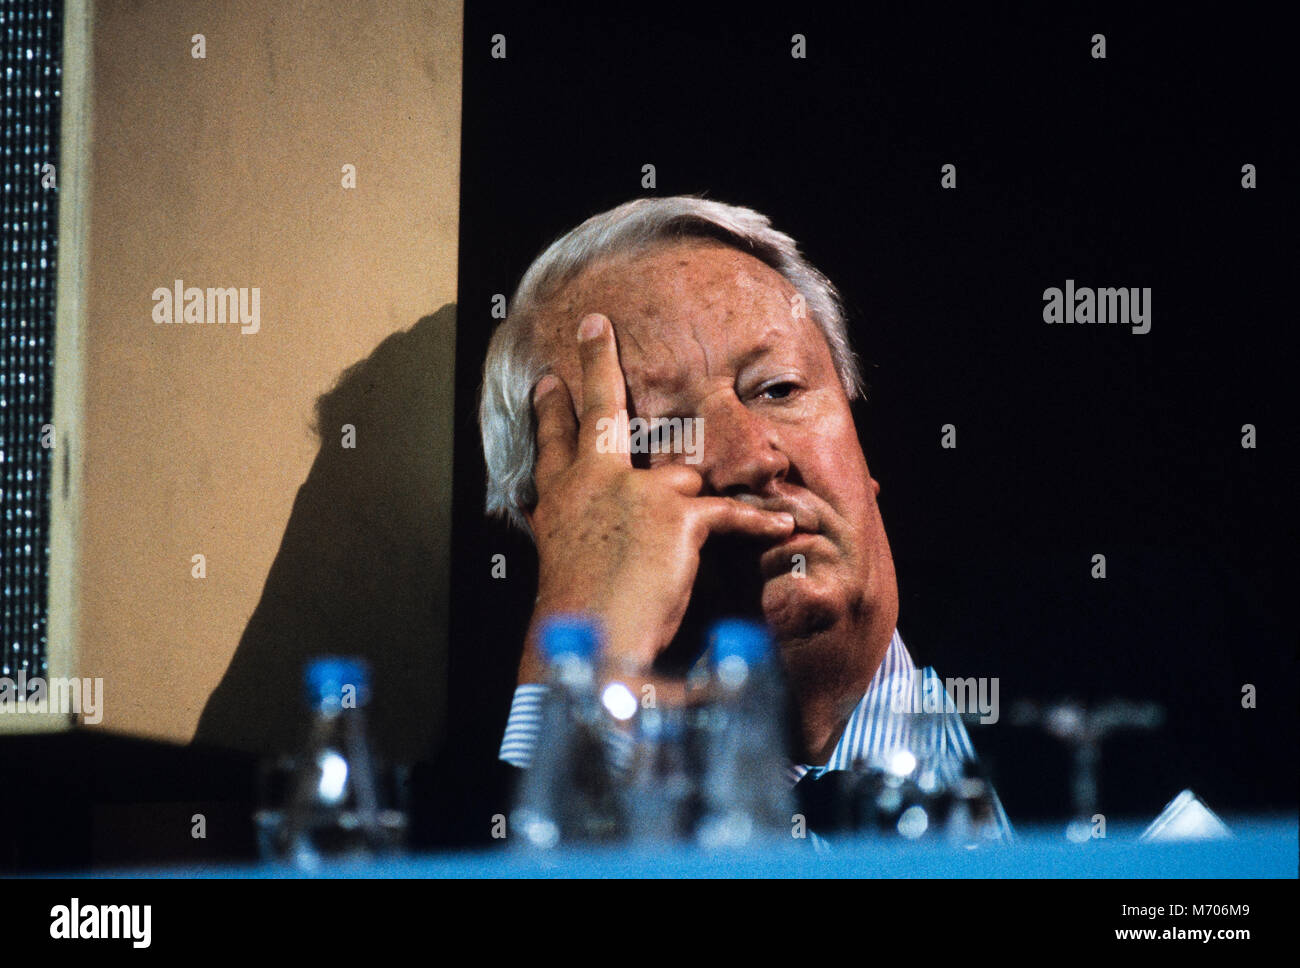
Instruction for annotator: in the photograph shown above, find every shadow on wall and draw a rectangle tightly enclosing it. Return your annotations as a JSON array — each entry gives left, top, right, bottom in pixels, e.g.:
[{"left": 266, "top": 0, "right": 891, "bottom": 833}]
[{"left": 192, "top": 304, "right": 457, "bottom": 766}]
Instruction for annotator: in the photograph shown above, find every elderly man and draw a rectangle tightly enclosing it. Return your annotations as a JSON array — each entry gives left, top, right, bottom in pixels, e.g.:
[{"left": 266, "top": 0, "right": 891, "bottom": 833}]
[{"left": 480, "top": 196, "right": 1010, "bottom": 835}]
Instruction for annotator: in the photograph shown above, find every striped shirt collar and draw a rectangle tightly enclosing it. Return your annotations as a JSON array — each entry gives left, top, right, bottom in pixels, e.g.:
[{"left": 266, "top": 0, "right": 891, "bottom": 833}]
[{"left": 787, "top": 627, "right": 916, "bottom": 784}]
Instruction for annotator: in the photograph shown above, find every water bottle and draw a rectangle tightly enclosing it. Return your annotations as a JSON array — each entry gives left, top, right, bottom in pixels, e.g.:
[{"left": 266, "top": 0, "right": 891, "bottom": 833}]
[
  {"left": 510, "top": 615, "right": 626, "bottom": 849},
  {"left": 264, "top": 657, "right": 406, "bottom": 869},
  {"left": 624, "top": 697, "right": 698, "bottom": 844},
  {"left": 694, "top": 619, "right": 795, "bottom": 848}
]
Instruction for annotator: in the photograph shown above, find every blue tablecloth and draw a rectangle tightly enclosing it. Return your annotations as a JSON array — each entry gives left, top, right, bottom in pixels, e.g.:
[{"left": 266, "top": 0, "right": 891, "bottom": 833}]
[{"left": 76, "top": 816, "right": 1297, "bottom": 878}]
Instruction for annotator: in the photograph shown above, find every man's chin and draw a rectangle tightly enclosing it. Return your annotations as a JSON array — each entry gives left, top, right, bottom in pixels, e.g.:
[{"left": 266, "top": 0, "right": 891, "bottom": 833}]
[{"left": 760, "top": 573, "right": 842, "bottom": 642}]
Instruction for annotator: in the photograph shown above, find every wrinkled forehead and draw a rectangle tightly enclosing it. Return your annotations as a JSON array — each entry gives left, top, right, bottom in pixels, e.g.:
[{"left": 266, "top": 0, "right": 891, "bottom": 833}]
[{"left": 531, "top": 238, "right": 818, "bottom": 385}]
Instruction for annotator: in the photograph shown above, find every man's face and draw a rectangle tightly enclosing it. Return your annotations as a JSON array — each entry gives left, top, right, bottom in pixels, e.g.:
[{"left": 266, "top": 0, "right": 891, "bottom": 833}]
[{"left": 533, "top": 239, "right": 899, "bottom": 689}]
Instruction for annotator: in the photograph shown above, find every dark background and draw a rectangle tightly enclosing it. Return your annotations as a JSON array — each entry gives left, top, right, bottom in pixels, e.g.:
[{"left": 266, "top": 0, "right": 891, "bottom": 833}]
[{"left": 443, "top": 3, "right": 1294, "bottom": 836}]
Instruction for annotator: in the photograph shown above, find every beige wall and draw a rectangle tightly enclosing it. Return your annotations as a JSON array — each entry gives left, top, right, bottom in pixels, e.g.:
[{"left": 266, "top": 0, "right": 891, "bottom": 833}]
[{"left": 74, "top": 0, "right": 462, "bottom": 748}]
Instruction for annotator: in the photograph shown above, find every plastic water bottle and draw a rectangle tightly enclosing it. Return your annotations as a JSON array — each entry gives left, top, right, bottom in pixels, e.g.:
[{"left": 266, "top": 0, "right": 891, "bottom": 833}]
[
  {"left": 694, "top": 619, "right": 795, "bottom": 848},
  {"left": 266, "top": 657, "right": 406, "bottom": 869},
  {"left": 624, "top": 699, "right": 698, "bottom": 843},
  {"left": 510, "top": 615, "right": 626, "bottom": 849}
]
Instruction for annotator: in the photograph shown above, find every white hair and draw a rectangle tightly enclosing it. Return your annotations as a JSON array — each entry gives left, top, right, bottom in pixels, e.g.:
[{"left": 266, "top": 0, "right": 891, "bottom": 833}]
[{"left": 479, "top": 195, "right": 864, "bottom": 534}]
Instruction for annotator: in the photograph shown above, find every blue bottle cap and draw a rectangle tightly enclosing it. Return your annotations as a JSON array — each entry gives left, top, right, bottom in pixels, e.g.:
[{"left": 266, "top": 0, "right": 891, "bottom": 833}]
[
  {"left": 305, "top": 656, "right": 370, "bottom": 708},
  {"left": 537, "top": 614, "right": 602, "bottom": 663},
  {"left": 709, "top": 619, "right": 772, "bottom": 667}
]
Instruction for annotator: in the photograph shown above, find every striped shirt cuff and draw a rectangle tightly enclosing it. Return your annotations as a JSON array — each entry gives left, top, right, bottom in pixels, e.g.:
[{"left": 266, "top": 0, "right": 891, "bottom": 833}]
[
  {"left": 498, "top": 683, "right": 548, "bottom": 768},
  {"left": 498, "top": 682, "right": 637, "bottom": 771}
]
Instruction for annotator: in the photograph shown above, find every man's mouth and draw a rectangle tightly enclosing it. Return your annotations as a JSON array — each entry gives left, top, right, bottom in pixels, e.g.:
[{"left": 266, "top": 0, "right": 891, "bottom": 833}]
[
  {"left": 731, "top": 493, "right": 822, "bottom": 536},
  {"left": 759, "top": 529, "right": 827, "bottom": 579},
  {"left": 723, "top": 492, "right": 830, "bottom": 579}
]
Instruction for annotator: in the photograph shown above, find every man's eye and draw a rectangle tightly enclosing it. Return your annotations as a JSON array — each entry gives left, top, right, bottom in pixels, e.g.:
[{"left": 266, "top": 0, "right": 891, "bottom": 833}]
[{"left": 757, "top": 381, "right": 799, "bottom": 400}]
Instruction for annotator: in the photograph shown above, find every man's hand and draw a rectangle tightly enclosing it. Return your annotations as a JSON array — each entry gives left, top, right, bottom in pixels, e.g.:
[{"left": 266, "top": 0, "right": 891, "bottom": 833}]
[{"left": 517, "top": 312, "right": 795, "bottom": 683}]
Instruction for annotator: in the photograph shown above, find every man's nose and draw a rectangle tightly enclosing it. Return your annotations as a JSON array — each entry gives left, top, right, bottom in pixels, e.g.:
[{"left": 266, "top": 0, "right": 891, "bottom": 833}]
[{"left": 696, "top": 394, "right": 788, "bottom": 496}]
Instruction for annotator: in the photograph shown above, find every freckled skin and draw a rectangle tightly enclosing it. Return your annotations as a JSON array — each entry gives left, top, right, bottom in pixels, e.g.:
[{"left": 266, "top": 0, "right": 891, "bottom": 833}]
[{"left": 525, "top": 239, "right": 899, "bottom": 764}]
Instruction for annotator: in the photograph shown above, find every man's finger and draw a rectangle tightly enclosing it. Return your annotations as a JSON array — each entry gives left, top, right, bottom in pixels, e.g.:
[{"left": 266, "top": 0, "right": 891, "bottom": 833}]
[
  {"left": 691, "top": 498, "right": 796, "bottom": 542},
  {"left": 574, "top": 313, "right": 630, "bottom": 461},
  {"left": 533, "top": 374, "right": 577, "bottom": 493}
]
